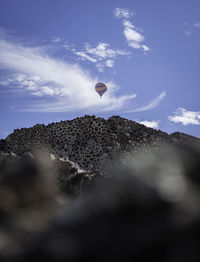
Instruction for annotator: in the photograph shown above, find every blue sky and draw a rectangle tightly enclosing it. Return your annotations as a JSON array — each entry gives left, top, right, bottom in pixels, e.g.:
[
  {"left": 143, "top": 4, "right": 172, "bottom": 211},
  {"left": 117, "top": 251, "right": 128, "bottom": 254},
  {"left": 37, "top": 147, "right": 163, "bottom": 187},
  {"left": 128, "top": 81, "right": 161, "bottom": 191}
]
[{"left": 0, "top": 0, "right": 200, "bottom": 138}]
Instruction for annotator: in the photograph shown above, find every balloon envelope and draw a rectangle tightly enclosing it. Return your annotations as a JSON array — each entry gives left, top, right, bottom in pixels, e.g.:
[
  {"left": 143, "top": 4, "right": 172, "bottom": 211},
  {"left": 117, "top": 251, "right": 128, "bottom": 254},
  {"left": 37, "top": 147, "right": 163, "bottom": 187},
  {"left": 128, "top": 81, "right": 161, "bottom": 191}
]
[{"left": 95, "top": 83, "right": 107, "bottom": 97}]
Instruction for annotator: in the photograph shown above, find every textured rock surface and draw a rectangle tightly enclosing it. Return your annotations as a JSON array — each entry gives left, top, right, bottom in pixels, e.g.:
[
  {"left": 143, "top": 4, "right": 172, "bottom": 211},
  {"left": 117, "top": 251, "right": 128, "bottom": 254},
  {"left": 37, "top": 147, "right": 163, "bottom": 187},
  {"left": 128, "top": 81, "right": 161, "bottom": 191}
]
[
  {"left": 1, "top": 115, "right": 199, "bottom": 196},
  {"left": 0, "top": 116, "right": 200, "bottom": 261},
  {"left": 0, "top": 150, "right": 92, "bottom": 197},
  {"left": 2, "top": 115, "right": 193, "bottom": 175},
  {"left": 171, "top": 132, "right": 200, "bottom": 145}
]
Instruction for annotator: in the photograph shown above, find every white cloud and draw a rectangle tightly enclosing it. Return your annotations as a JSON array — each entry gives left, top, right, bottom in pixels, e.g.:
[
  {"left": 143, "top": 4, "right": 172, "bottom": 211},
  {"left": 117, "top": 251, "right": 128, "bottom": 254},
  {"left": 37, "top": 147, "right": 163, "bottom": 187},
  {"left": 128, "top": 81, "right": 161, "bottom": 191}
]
[
  {"left": 115, "top": 12, "right": 150, "bottom": 52},
  {"left": 124, "top": 26, "right": 144, "bottom": 43},
  {"left": 84, "top": 42, "right": 130, "bottom": 60},
  {"left": 123, "top": 22, "right": 150, "bottom": 51},
  {"left": 123, "top": 20, "right": 135, "bottom": 28},
  {"left": 115, "top": 49, "right": 130, "bottom": 56},
  {"left": 74, "top": 51, "right": 97, "bottom": 63},
  {"left": 105, "top": 60, "right": 114, "bottom": 68},
  {"left": 142, "top": 45, "right": 150, "bottom": 51},
  {"left": 63, "top": 42, "right": 73, "bottom": 50},
  {"left": 86, "top": 42, "right": 110, "bottom": 59},
  {"left": 168, "top": 108, "right": 200, "bottom": 125},
  {"left": 139, "top": 120, "right": 159, "bottom": 129},
  {"left": 194, "top": 22, "right": 200, "bottom": 28},
  {"left": 114, "top": 8, "right": 134, "bottom": 19},
  {"left": 51, "top": 37, "right": 61, "bottom": 43},
  {"left": 70, "top": 42, "right": 130, "bottom": 72},
  {"left": 0, "top": 36, "right": 137, "bottom": 112},
  {"left": 125, "top": 91, "right": 166, "bottom": 113},
  {"left": 0, "top": 73, "right": 60, "bottom": 96}
]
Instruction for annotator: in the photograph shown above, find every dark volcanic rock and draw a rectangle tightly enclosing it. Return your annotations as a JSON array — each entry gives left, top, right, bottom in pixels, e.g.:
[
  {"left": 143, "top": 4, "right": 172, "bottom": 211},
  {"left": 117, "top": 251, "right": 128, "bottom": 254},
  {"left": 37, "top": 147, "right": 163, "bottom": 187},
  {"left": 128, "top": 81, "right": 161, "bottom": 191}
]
[
  {"left": 0, "top": 139, "right": 7, "bottom": 151},
  {"left": 2, "top": 115, "right": 193, "bottom": 175},
  {"left": 0, "top": 117, "right": 200, "bottom": 261},
  {"left": 170, "top": 132, "right": 200, "bottom": 145},
  {"left": 8, "top": 143, "right": 200, "bottom": 262},
  {"left": 0, "top": 151, "right": 91, "bottom": 197},
  {"left": 1, "top": 115, "right": 199, "bottom": 197}
]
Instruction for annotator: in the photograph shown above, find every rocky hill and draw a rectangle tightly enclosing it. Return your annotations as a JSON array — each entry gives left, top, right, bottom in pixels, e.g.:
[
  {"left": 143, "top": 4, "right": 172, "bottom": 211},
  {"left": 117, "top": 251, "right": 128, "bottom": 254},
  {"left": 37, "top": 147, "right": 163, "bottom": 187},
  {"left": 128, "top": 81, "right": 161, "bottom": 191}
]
[
  {"left": 0, "top": 115, "right": 200, "bottom": 261},
  {"left": 1, "top": 115, "right": 198, "bottom": 175}
]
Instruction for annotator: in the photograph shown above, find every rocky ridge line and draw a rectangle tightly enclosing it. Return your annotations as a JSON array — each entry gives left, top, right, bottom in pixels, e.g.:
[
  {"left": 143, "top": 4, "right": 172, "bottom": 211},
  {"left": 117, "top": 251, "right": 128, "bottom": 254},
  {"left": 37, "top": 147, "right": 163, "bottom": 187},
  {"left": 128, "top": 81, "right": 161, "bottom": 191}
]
[{"left": 0, "top": 115, "right": 199, "bottom": 175}]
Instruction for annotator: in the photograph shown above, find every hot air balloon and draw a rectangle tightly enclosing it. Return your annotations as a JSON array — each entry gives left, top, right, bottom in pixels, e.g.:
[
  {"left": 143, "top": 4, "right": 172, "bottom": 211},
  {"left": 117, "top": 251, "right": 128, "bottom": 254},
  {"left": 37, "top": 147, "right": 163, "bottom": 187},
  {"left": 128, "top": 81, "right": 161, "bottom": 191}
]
[{"left": 95, "top": 82, "right": 107, "bottom": 98}]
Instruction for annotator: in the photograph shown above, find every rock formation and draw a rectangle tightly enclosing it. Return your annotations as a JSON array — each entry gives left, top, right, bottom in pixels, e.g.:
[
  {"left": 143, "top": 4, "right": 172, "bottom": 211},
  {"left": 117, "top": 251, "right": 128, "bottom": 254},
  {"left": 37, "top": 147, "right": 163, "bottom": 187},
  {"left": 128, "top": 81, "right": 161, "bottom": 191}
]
[
  {"left": 1, "top": 115, "right": 199, "bottom": 195},
  {"left": 2, "top": 115, "right": 196, "bottom": 174},
  {"left": 0, "top": 115, "right": 200, "bottom": 261}
]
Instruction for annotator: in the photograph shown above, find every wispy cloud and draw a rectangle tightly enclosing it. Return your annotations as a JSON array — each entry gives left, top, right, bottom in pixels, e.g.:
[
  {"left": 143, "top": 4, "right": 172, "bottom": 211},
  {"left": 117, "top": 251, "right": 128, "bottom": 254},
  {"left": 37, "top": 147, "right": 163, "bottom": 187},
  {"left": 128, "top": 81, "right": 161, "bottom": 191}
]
[
  {"left": 0, "top": 73, "right": 61, "bottom": 96},
  {"left": 51, "top": 37, "right": 61, "bottom": 43},
  {"left": 74, "top": 51, "right": 97, "bottom": 63},
  {"left": 85, "top": 42, "right": 129, "bottom": 59},
  {"left": 123, "top": 20, "right": 150, "bottom": 51},
  {"left": 61, "top": 8, "right": 149, "bottom": 72},
  {"left": 183, "top": 21, "right": 200, "bottom": 37},
  {"left": 0, "top": 33, "right": 136, "bottom": 112},
  {"left": 114, "top": 8, "right": 134, "bottom": 19},
  {"left": 168, "top": 108, "right": 200, "bottom": 125},
  {"left": 62, "top": 42, "right": 74, "bottom": 50},
  {"left": 139, "top": 120, "right": 159, "bottom": 129},
  {"left": 105, "top": 60, "right": 115, "bottom": 68},
  {"left": 114, "top": 8, "right": 150, "bottom": 52},
  {"left": 70, "top": 42, "right": 130, "bottom": 72},
  {"left": 125, "top": 91, "right": 166, "bottom": 113}
]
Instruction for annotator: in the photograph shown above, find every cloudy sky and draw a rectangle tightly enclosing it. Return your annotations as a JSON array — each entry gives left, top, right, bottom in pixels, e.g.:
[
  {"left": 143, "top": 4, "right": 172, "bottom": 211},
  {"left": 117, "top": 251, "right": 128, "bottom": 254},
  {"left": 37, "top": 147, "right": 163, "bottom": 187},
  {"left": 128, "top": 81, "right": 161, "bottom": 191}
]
[{"left": 0, "top": 0, "right": 200, "bottom": 138}]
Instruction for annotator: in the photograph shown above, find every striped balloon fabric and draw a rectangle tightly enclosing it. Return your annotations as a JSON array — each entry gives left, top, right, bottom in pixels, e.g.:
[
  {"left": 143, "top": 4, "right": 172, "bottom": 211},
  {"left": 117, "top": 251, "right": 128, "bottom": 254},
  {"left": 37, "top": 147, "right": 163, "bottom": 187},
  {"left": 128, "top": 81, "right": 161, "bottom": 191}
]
[{"left": 95, "top": 82, "right": 107, "bottom": 98}]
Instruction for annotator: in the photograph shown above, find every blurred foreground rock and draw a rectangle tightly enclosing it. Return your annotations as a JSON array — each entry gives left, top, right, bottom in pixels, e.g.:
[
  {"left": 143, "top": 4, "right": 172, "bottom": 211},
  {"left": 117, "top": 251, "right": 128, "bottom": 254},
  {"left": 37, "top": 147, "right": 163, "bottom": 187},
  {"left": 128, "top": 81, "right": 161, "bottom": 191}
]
[
  {"left": 0, "top": 116, "right": 200, "bottom": 261},
  {"left": 0, "top": 143, "right": 199, "bottom": 261}
]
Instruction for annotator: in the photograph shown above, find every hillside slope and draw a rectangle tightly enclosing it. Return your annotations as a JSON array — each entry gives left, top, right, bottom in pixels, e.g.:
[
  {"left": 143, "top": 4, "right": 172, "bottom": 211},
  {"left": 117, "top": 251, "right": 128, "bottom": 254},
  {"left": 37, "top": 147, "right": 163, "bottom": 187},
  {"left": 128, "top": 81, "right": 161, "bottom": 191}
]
[{"left": 0, "top": 115, "right": 199, "bottom": 174}]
